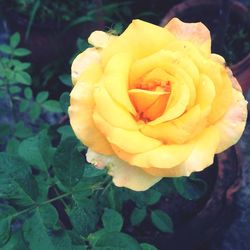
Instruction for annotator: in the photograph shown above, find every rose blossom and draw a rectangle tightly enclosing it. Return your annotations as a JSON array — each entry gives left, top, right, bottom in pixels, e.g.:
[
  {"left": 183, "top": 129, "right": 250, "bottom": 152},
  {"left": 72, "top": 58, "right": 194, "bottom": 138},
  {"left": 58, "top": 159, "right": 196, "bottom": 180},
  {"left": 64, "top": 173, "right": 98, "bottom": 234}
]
[{"left": 69, "top": 18, "right": 247, "bottom": 191}]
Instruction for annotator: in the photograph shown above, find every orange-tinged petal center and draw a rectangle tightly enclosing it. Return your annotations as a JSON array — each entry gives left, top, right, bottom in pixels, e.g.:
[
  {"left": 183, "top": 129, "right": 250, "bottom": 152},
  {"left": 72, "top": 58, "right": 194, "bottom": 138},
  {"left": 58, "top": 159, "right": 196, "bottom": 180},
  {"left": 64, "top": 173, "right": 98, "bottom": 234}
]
[{"left": 129, "top": 80, "right": 171, "bottom": 122}]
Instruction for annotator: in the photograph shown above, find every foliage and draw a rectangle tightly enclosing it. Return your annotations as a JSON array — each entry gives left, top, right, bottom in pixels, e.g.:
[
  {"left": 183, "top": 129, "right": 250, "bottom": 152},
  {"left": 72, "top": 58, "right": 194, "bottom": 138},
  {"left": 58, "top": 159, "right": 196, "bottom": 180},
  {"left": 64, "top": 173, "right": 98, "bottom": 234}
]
[
  {"left": 0, "top": 29, "right": 210, "bottom": 249},
  {"left": 224, "top": 26, "right": 250, "bottom": 65}
]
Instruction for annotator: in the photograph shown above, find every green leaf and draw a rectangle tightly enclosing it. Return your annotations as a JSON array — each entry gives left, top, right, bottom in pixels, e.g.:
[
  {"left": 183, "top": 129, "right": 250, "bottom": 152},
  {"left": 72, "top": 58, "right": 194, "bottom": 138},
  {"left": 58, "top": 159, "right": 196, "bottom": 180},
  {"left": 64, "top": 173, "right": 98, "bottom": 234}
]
[
  {"left": 124, "top": 188, "right": 161, "bottom": 207},
  {"left": 36, "top": 91, "right": 49, "bottom": 103},
  {"left": 59, "top": 74, "right": 72, "bottom": 87},
  {"left": 68, "top": 199, "right": 99, "bottom": 237},
  {"left": 23, "top": 208, "right": 72, "bottom": 250},
  {"left": 153, "top": 178, "right": 175, "bottom": 196},
  {"left": 42, "top": 100, "right": 62, "bottom": 113},
  {"left": 67, "top": 229, "right": 86, "bottom": 246},
  {"left": 0, "top": 124, "right": 11, "bottom": 138},
  {"left": 106, "top": 185, "right": 122, "bottom": 211},
  {"left": 25, "top": 0, "right": 40, "bottom": 40},
  {"left": 102, "top": 208, "right": 123, "bottom": 232},
  {"left": 59, "top": 92, "right": 69, "bottom": 113},
  {"left": 19, "top": 99, "right": 30, "bottom": 112},
  {"left": 0, "top": 78, "right": 4, "bottom": 86},
  {"left": 33, "top": 173, "right": 50, "bottom": 203},
  {"left": 57, "top": 125, "right": 74, "bottom": 141},
  {"left": 0, "top": 152, "right": 30, "bottom": 177},
  {"left": 6, "top": 138, "right": 20, "bottom": 154},
  {"left": 140, "top": 243, "right": 158, "bottom": 250},
  {"left": 145, "top": 189, "right": 161, "bottom": 205},
  {"left": 13, "top": 48, "right": 31, "bottom": 57},
  {"left": 9, "top": 86, "right": 21, "bottom": 94},
  {"left": 24, "top": 87, "right": 33, "bottom": 100},
  {"left": 0, "top": 230, "right": 28, "bottom": 250},
  {"left": 10, "top": 32, "right": 20, "bottom": 48},
  {"left": 88, "top": 229, "right": 108, "bottom": 247},
  {"left": 14, "top": 121, "right": 33, "bottom": 139},
  {"left": 173, "top": 176, "right": 207, "bottom": 200},
  {"left": 15, "top": 71, "right": 31, "bottom": 85},
  {"left": 0, "top": 44, "right": 12, "bottom": 54},
  {"left": 151, "top": 210, "right": 173, "bottom": 233},
  {"left": 0, "top": 153, "right": 38, "bottom": 207},
  {"left": 0, "top": 177, "right": 35, "bottom": 207},
  {"left": 0, "top": 204, "right": 16, "bottom": 247},
  {"left": 83, "top": 163, "right": 106, "bottom": 177},
  {"left": 12, "top": 60, "right": 31, "bottom": 70},
  {"left": 93, "top": 232, "right": 141, "bottom": 250},
  {"left": 72, "top": 176, "right": 103, "bottom": 201},
  {"left": 39, "top": 204, "right": 59, "bottom": 229},
  {"left": 76, "top": 38, "right": 89, "bottom": 51},
  {"left": 130, "top": 207, "right": 147, "bottom": 226},
  {"left": 18, "top": 130, "right": 55, "bottom": 171},
  {"left": 29, "top": 102, "right": 41, "bottom": 121},
  {"left": 53, "top": 137, "right": 84, "bottom": 189},
  {"left": 64, "top": 15, "right": 93, "bottom": 32}
]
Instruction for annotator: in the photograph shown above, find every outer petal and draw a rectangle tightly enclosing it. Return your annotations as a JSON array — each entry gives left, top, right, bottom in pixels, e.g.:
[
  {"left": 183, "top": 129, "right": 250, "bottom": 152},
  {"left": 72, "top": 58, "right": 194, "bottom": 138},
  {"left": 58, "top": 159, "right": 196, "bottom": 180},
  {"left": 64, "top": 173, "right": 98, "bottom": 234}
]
[
  {"left": 143, "top": 165, "right": 189, "bottom": 177},
  {"left": 165, "top": 17, "right": 211, "bottom": 56},
  {"left": 86, "top": 149, "right": 161, "bottom": 191},
  {"left": 178, "top": 126, "right": 220, "bottom": 175},
  {"left": 88, "top": 31, "right": 116, "bottom": 49},
  {"left": 206, "top": 67, "right": 233, "bottom": 124},
  {"left": 111, "top": 142, "right": 194, "bottom": 169},
  {"left": 71, "top": 48, "right": 101, "bottom": 85},
  {"left": 215, "top": 86, "right": 248, "bottom": 153},
  {"left": 69, "top": 81, "right": 113, "bottom": 155}
]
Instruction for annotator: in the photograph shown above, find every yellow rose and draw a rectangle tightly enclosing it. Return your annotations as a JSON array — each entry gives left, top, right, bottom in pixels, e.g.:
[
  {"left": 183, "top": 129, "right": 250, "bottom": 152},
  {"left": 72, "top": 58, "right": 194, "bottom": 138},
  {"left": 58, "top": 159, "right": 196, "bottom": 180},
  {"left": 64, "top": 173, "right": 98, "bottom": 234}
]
[{"left": 69, "top": 18, "right": 248, "bottom": 191}]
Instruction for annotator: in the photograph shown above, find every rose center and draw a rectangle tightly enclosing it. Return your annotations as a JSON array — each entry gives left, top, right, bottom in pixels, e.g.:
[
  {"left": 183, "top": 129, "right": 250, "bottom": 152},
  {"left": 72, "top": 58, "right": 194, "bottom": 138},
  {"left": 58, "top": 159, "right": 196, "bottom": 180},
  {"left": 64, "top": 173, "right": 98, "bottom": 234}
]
[{"left": 129, "top": 79, "right": 172, "bottom": 122}]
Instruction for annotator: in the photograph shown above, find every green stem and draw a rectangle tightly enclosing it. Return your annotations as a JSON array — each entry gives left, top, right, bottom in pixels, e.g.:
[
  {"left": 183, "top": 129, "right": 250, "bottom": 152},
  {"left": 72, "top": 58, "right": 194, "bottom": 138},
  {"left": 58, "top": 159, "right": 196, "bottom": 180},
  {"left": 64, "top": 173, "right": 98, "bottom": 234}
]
[
  {"left": 12, "top": 192, "right": 72, "bottom": 219},
  {"left": 40, "top": 192, "right": 72, "bottom": 206},
  {"left": 100, "top": 180, "right": 112, "bottom": 196},
  {"left": 11, "top": 181, "right": 107, "bottom": 219},
  {"left": 54, "top": 187, "right": 69, "bottom": 209}
]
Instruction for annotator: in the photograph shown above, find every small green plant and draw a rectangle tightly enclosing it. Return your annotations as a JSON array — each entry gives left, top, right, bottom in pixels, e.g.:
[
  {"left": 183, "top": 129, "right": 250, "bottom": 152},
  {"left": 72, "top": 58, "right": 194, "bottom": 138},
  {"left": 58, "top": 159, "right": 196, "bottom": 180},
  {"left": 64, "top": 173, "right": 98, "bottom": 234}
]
[
  {"left": 0, "top": 32, "right": 31, "bottom": 87},
  {"left": 0, "top": 32, "right": 63, "bottom": 150},
  {"left": 224, "top": 26, "right": 250, "bottom": 65}
]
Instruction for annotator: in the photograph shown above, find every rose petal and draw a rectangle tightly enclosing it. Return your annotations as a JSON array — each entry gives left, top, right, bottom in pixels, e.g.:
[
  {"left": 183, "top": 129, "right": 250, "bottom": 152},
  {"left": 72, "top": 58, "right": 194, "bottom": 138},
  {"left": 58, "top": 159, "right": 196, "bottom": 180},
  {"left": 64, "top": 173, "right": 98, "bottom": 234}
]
[
  {"left": 143, "top": 165, "right": 188, "bottom": 177},
  {"left": 108, "top": 158, "right": 161, "bottom": 191},
  {"left": 93, "top": 111, "right": 162, "bottom": 154},
  {"left": 141, "top": 122, "right": 190, "bottom": 144},
  {"left": 128, "top": 89, "right": 169, "bottom": 121},
  {"left": 195, "top": 74, "right": 216, "bottom": 116},
  {"left": 112, "top": 141, "right": 194, "bottom": 169},
  {"left": 165, "top": 17, "right": 211, "bottom": 55},
  {"left": 86, "top": 149, "right": 161, "bottom": 191},
  {"left": 71, "top": 48, "right": 101, "bottom": 85},
  {"left": 141, "top": 105, "right": 204, "bottom": 144},
  {"left": 103, "top": 52, "right": 136, "bottom": 114},
  {"left": 215, "top": 88, "right": 248, "bottom": 153},
  {"left": 207, "top": 67, "right": 233, "bottom": 124},
  {"left": 149, "top": 81, "right": 189, "bottom": 124},
  {"left": 102, "top": 19, "right": 175, "bottom": 64},
  {"left": 178, "top": 126, "right": 220, "bottom": 174},
  {"left": 69, "top": 81, "right": 113, "bottom": 155},
  {"left": 94, "top": 83, "right": 137, "bottom": 130},
  {"left": 144, "top": 126, "right": 220, "bottom": 176},
  {"left": 88, "top": 31, "right": 116, "bottom": 48}
]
